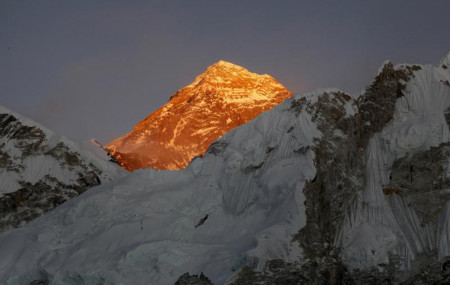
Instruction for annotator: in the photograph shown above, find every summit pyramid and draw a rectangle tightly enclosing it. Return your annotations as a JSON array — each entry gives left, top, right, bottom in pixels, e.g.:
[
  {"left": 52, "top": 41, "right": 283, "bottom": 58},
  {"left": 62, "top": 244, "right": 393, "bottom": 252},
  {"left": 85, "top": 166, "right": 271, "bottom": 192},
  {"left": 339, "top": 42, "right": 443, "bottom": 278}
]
[{"left": 105, "top": 61, "right": 292, "bottom": 170}]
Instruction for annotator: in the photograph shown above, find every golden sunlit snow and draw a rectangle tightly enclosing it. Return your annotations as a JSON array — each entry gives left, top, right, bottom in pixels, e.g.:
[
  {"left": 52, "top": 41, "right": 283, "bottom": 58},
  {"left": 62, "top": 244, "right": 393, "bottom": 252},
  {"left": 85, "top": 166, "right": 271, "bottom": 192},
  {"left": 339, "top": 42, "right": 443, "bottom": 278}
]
[{"left": 106, "top": 61, "right": 292, "bottom": 170}]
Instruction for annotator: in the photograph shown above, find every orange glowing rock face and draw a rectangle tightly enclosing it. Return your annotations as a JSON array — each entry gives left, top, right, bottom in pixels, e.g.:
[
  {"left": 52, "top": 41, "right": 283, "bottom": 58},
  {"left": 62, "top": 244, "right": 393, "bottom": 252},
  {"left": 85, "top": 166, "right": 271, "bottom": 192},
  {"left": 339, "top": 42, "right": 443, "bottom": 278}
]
[{"left": 105, "top": 60, "right": 293, "bottom": 171}]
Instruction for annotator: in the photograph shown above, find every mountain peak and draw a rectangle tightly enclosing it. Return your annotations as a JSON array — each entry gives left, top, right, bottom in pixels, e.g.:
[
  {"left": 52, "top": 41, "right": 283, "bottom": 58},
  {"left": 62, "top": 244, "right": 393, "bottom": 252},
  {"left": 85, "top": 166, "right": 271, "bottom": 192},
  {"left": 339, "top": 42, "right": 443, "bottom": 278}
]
[
  {"left": 201, "top": 60, "right": 249, "bottom": 77},
  {"left": 212, "top": 59, "right": 240, "bottom": 68},
  {"left": 185, "top": 60, "right": 276, "bottom": 92},
  {"left": 105, "top": 62, "right": 292, "bottom": 170},
  {"left": 205, "top": 60, "right": 250, "bottom": 73}
]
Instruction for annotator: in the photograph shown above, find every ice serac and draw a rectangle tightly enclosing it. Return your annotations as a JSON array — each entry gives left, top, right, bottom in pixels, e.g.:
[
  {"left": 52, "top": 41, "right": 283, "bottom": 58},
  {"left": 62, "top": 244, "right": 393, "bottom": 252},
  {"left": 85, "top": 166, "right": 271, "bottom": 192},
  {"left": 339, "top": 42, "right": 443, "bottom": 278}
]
[
  {"left": 105, "top": 60, "right": 293, "bottom": 170},
  {"left": 0, "top": 105, "right": 126, "bottom": 232}
]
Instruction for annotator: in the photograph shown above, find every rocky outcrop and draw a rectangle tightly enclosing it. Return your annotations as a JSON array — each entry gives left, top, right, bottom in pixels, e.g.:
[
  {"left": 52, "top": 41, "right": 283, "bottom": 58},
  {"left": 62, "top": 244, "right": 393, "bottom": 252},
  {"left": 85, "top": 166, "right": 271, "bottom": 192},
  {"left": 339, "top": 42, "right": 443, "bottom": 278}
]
[{"left": 175, "top": 273, "right": 213, "bottom": 285}]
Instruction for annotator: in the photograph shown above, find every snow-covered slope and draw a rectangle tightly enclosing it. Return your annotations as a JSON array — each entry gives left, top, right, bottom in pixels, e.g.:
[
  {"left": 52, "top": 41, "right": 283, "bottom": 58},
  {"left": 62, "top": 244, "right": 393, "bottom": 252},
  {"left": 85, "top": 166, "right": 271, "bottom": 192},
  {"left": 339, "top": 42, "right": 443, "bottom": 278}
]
[
  {"left": 0, "top": 93, "right": 320, "bottom": 284},
  {"left": 0, "top": 55, "right": 450, "bottom": 285},
  {"left": 0, "top": 105, "right": 126, "bottom": 231}
]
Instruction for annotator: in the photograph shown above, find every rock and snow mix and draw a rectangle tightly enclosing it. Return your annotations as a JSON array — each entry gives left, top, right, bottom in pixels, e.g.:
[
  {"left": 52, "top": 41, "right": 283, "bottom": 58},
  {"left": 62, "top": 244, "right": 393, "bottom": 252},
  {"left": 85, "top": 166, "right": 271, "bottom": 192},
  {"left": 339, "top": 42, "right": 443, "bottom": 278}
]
[
  {"left": 0, "top": 55, "right": 449, "bottom": 284},
  {"left": 339, "top": 63, "right": 450, "bottom": 269},
  {"left": 0, "top": 106, "right": 126, "bottom": 231}
]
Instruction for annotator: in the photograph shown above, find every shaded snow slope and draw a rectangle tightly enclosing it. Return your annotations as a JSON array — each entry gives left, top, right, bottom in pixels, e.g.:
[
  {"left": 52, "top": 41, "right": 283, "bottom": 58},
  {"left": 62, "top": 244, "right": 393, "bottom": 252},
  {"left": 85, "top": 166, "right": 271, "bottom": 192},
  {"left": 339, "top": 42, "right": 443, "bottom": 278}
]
[
  {"left": 0, "top": 105, "right": 126, "bottom": 231},
  {"left": 0, "top": 96, "right": 320, "bottom": 284}
]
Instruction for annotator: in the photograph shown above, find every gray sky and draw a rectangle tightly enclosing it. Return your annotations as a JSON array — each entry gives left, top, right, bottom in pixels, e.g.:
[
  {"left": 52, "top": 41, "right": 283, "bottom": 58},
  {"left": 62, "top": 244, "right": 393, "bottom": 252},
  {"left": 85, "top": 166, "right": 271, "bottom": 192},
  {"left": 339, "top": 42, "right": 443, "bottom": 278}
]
[{"left": 1, "top": 0, "right": 449, "bottom": 143}]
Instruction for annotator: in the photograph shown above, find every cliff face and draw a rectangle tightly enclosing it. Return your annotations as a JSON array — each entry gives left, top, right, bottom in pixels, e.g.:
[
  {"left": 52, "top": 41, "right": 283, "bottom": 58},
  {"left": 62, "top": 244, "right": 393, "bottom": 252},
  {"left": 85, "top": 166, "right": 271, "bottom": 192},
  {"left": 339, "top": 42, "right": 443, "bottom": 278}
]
[
  {"left": 0, "top": 106, "right": 125, "bottom": 232},
  {"left": 105, "top": 60, "right": 292, "bottom": 170}
]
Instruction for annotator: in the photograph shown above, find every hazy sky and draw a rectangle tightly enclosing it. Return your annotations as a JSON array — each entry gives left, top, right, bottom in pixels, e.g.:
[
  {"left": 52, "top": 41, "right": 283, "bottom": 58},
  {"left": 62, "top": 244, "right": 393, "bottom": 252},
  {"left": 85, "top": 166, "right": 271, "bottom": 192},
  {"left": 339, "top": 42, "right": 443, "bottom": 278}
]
[{"left": 1, "top": 0, "right": 449, "bottom": 143}]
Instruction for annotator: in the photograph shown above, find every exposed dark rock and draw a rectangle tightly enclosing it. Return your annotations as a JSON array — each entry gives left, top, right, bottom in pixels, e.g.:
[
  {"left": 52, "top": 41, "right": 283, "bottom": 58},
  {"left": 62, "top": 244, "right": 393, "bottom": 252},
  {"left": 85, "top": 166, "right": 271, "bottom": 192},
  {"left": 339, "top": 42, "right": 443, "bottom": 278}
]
[
  {"left": 0, "top": 171, "right": 101, "bottom": 230},
  {"left": 356, "top": 62, "right": 413, "bottom": 144},
  {"left": 0, "top": 114, "right": 47, "bottom": 157},
  {"left": 0, "top": 146, "right": 19, "bottom": 171},
  {"left": 229, "top": 258, "right": 351, "bottom": 285},
  {"left": 45, "top": 142, "right": 83, "bottom": 168},
  {"left": 195, "top": 214, "right": 209, "bottom": 228},
  {"left": 230, "top": 257, "right": 450, "bottom": 285},
  {"left": 294, "top": 145, "right": 310, "bottom": 155},
  {"left": 175, "top": 272, "right": 213, "bottom": 285},
  {"left": 290, "top": 96, "right": 308, "bottom": 116},
  {"left": 242, "top": 162, "right": 264, "bottom": 174},
  {"left": 77, "top": 171, "right": 102, "bottom": 188},
  {"left": 385, "top": 143, "right": 450, "bottom": 227},
  {"left": 294, "top": 90, "right": 363, "bottom": 259},
  {"left": 444, "top": 108, "right": 450, "bottom": 130},
  {"left": 206, "top": 140, "right": 229, "bottom": 156},
  {"left": 29, "top": 280, "right": 49, "bottom": 285}
]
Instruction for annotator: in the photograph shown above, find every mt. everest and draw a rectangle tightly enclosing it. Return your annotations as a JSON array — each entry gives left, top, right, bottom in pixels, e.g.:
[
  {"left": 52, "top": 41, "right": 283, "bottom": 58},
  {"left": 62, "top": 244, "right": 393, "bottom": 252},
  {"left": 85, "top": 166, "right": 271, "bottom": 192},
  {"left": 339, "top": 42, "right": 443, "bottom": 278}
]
[{"left": 105, "top": 61, "right": 292, "bottom": 171}]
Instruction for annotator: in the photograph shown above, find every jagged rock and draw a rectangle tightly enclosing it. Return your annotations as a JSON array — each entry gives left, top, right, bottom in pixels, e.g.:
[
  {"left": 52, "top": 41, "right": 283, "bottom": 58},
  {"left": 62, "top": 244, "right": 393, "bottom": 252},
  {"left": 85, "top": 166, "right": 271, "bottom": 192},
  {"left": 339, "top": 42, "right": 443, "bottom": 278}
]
[{"left": 175, "top": 272, "right": 213, "bottom": 285}]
